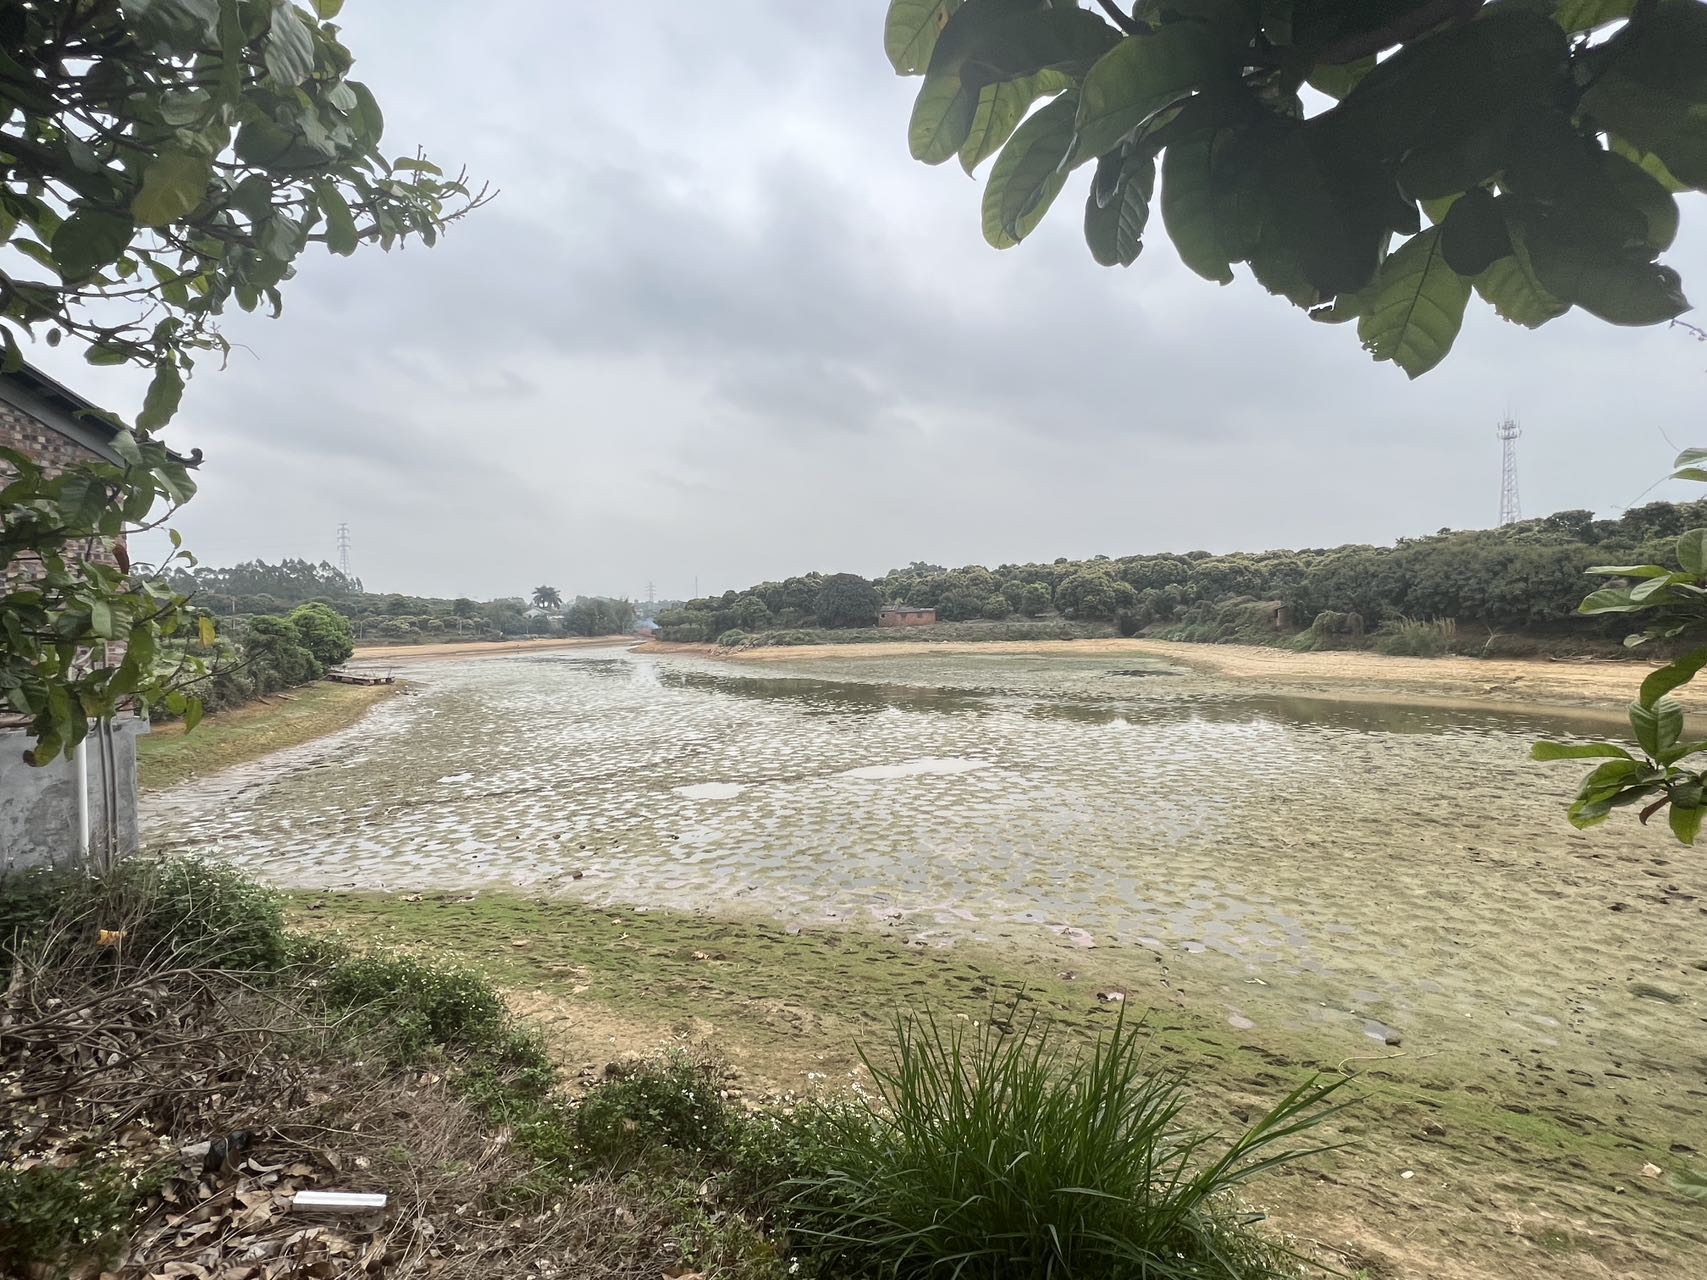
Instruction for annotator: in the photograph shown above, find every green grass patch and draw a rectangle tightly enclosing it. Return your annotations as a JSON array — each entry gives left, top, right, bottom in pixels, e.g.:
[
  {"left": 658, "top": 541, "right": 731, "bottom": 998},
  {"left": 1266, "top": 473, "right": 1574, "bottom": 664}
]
[{"left": 137, "top": 679, "right": 396, "bottom": 790}]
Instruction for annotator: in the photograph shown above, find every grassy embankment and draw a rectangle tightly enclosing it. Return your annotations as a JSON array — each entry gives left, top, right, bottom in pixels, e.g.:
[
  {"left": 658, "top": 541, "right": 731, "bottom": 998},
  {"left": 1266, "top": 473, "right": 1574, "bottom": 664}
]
[
  {"left": 137, "top": 679, "right": 397, "bottom": 790},
  {"left": 291, "top": 890, "right": 1707, "bottom": 1280},
  {"left": 1, "top": 860, "right": 1338, "bottom": 1280}
]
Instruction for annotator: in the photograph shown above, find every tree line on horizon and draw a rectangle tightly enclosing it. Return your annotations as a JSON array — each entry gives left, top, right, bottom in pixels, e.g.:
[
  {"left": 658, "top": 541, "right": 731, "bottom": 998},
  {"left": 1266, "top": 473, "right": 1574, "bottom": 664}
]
[{"left": 654, "top": 499, "right": 1707, "bottom": 651}]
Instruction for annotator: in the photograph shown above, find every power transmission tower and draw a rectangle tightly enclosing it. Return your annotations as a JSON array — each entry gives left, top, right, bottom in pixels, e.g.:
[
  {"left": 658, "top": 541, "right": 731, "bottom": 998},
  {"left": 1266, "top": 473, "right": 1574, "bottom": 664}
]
[
  {"left": 646, "top": 580, "right": 656, "bottom": 609},
  {"left": 1497, "top": 417, "right": 1522, "bottom": 526},
  {"left": 336, "top": 523, "right": 353, "bottom": 580}
]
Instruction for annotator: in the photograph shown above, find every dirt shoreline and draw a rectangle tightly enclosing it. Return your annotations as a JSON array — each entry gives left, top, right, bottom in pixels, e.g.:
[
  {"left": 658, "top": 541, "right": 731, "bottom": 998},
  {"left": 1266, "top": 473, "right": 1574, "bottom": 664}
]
[
  {"left": 635, "top": 636, "right": 1685, "bottom": 719},
  {"left": 351, "top": 635, "right": 633, "bottom": 662}
]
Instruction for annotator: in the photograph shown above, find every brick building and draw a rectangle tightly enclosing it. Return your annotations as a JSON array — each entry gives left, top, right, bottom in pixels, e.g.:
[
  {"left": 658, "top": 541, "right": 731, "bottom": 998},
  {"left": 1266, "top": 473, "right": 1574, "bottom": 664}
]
[
  {"left": 1, "top": 362, "right": 157, "bottom": 871},
  {"left": 878, "top": 606, "right": 937, "bottom": 628}
]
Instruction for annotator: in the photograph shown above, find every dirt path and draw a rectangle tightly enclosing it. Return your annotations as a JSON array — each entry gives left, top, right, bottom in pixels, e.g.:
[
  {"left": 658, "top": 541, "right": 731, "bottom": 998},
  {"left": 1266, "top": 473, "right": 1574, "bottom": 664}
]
[
  {"left": 639, "top": 637, "right": 1684, "bottom": 715},
  {"left": 351, "top": 635, "right": 632, "bottom": 662}
]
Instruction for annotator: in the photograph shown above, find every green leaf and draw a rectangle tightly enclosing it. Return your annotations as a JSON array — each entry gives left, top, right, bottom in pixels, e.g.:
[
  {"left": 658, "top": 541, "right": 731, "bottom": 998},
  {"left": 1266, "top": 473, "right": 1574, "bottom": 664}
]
[
  {"left": 1084, "top": 151, "right": 1155, "bottom": 268},
  {"left": 960, "top": 73, "right": 1066, "bottom": 175},
  {"left": 1553, "top": 0, "right": 1634, "bottom": 31},
  {"left": 89, "top": 600, "right": 114, "bottom": 640},
  {"left": 1674, "top": 468, "right": 1707, "bottom": 484},
  {"left": 1438, "top": 188, "right": 1510, "bottom": 277},
  {"left": 1160, "top": 124, "right": 1234, "bottom": 284},
  {"left": 1640, "top": 645, "right": 1707, "bottom": 707},
  {"left": 1306, "top": 57, "right": 1374, "bottom": 102},
  {"left": 52, "top": 209, "right": 134, "bottom": 281},
  {"left": 1670, "top": 797, "right": 1703, "bottom": 843},
  {"left": 137, "top": 362, "right": 185, "bottom": 432},
  {"left": 1356, "top": 227, "right": 1470, "bottom": 378},
  {"left": 1678, "top": 529, "right": 1707, "bottom": 577},
  {"left": 1531, "top": 740, "right": 1635, "bottom": 762},
  {"left": 1524, "top": 217, "right": 1689, "bottom": 325},
  {"left": 1074, "top": 26, "right": 1223, "bottom": 164},
  {"left": 1578, "top": 586, "right": 1648, "bottom": 613},
  {"left": 909, "top": 74, "right": 979, "bottom": 165},
  {"left": 265, "top": 0, "right": 317, "bottom": 86},
  {"left": 885, "top": 0, "right": 963, "bottom": 75},
  {"left": 1631, "top": 697, "right": 1685, "bottom": 756},
  {"left": 184, "top": 696, "right": 205, "bottom": 733},
  {"left": 131, "top": 151, "right": 211, "bottom": 227},
  {"left": 981, "top": 91, "right": 1081, "bottom": 248},
  {"left": 1584, "top": 563, "right": 1673, "bottom": 578},
  {"left": 108, "top": 429, "right": 142, "bottom": 467},
  {"left": 1674, "top": 447, "right": 1707, "bottom": 468},
  {"left": 314, "top": 180, "right": 359, "bottom": 255},
  {"left": 1581, "top": 76, "right": 1707, "bottom": 191},
  {"left": 1600, "top": 149, "right": 1679, "bottom": 252},
  {"left": 1324, "top": 9, "right": 1567, "bottom": 166},
  {"left": 955, "top": 8, "right": 1121, "bottom": 90},
  {"left": 199, "top": 615, "right": 217, "bottom": 648},
  {"left": 314, "top": 0, "right": 344, "bottom": 15}
]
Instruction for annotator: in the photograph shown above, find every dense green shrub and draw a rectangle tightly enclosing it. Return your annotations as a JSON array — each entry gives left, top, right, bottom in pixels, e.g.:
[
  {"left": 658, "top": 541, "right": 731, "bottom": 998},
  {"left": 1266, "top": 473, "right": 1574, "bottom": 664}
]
[
  {"left": 307, "top": 944, "right": 509, "bottom": 1057},
  {"left": 0, "top": 1160, "right": 158, "bottom": 1276},
  {"left": 717, "top": 628, "right": 749, "bottom": 648},
  {"left": 288, "top": 601, "right": 355, "bottom": 667},
  {"left": 784, "top": 1007, "right": 1343, "bottom": 1280},
  {"left": 0, "top": 857, "right": 287, "bottom": 976},
  {"left": 573, "top": 1049, "right": 737, "bottom": 1173}
]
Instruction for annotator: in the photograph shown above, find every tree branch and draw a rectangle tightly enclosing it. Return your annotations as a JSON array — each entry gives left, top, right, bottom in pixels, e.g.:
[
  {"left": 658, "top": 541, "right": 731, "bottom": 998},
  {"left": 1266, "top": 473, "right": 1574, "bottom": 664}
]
[
  {"left": 1319, "top": 0, "right": 1485, "bottom": 65},
  {"left": 1092, "top": 0, "right": 1146, "bottom": 37}
]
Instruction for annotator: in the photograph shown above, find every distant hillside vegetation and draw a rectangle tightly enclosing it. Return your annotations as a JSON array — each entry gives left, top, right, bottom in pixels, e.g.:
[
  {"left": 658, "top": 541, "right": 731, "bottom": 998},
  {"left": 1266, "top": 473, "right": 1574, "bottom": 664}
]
[{"left": 656, "top": 501, "right": 1707, "bottom": 657}]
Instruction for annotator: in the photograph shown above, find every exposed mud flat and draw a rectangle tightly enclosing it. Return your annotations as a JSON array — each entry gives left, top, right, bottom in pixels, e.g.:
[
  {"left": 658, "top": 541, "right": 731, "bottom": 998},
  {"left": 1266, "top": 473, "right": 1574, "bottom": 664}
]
[{"left": 148, "top": 646, "right": 1707, "bottom": 1276}]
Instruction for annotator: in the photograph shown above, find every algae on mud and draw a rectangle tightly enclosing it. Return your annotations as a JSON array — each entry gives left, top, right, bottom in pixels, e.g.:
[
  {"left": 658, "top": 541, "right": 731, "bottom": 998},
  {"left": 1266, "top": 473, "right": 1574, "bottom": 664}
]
[{"left": 146, "top": 646, "right": 1707, "bottom": 1277}]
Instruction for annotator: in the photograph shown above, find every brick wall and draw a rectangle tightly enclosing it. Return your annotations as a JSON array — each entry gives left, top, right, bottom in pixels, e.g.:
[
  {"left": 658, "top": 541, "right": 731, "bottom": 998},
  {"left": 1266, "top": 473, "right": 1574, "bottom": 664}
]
[{"left": 0, "top": 396, "right": 112, "bottom": 474}]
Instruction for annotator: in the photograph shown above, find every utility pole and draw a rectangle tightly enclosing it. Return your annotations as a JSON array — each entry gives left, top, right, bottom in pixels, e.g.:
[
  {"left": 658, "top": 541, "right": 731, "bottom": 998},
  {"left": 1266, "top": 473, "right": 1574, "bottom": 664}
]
[
  {"left": 1497, "top": 417, "right": 1522, "bottom": 526},
  {"left": 336, "top": 522, "right": 353, "bottom": 580}
]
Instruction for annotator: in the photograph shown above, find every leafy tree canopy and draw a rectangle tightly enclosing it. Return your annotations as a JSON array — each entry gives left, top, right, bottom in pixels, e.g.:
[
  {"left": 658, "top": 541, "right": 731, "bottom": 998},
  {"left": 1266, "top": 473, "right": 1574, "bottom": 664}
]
[
  {"left": 886, "top": 0, "right": 1705, "bottom": 376},
  {"left": 1, "top": 0, "right": 486, "bottom": 417}
]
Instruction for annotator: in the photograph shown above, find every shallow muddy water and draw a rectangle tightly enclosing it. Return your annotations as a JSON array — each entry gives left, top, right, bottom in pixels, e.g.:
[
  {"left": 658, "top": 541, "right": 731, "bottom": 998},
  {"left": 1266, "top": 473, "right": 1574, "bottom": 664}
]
[{"left": 144, "top": 647, "right": 1707, "bottom": 1115}]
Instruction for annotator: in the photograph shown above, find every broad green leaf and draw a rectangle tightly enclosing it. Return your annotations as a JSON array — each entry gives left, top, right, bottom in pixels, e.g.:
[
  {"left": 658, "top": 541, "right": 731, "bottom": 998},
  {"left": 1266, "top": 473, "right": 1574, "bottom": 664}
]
[
  {"left": 1438, "top": 189, "right": 1510, "bottom": 277},
  {"left": 1531, "top": 740, "right": 1635, "bottom": 762},
  {"left": 198, "top": 615, "right": 217, "bottom": 648},
  {"left": 1324, "top": 10, "right": 1567, "bottom": 165},
  {"left": 1584, "top": 563, "right": 1672, "bottom": 578},
  {"left": 108, "top": 429, "right": 142, "bottom": 467},
  {"left": 1675, "top": 447, "right": 1707, "bottom": 468},
  {"left": 1674, "top": 467, "right": 1707, "bottom": 483},
  {"left": 1524, "top": 217, "right": 1688, "bottom": 325},
  {"left": 1580, "top": 758, "right": 1649, "bottom": 791},
  {"left": 1356, "top": 227, "right": 1470, "bottom": 378},
  {"left": 1627, "top": 573, "right": 1681, "bottom": 601},
  {"left": 1160, "top": 126, "right": 1234, "bottom": 284},
  {"left": 1609, "top": 134, "right": 1691, "bottom": 194},
  {"left": 137, "top": 362, "right": 185, "bottom": 431},
  {"left": 1678, "top": 529, "right": 1707, "bottom": 577},
  {"left": 1630, "top": 696, "right": 1685, "bottom": 756},
  {"left": 956, "top": 8, "right": 1121, "bottom": 91},
  {"left": 265, "top": 1, "right": 317, "bottom": 86},
  {"left": 1671, "top": 798, "right": 1703, "bottom": 843},
  {"left": 1553, "top": 0, "right": 1635, "bottom": 31},
  {"left": 131, "top": 151, "right": 211, "bottom": 227},
  {"left": 1600, "top": 150, "right": 1679, "bottom": 252},
  {"left": 184, "top": 697, "right": 205, "bottom": 733},
  {"left": 960, "top": 73, "right": 1067, "bottom": 175},
  {"left": 314, "top": 0, "right": 344, "bottom": 16},
  {"left": 1643, "top": 645, "right": 1707, "bottom": 709},
  {"left": 982, "top": 91, "right": 1080, "bottom": 248},
  {"left": 52, "top": 208, "right": 133, "bottom": 281},
  {"left": 1396, "top": 114, "right": 1516, "bottom": 202},
  {"left": 1578, "top": 586, "right": 1648, "bottom": 613},
  {"left": 1582, "top": 76, "right": 1707, "bottom": 190},
  {"left": 314, "top": 179, "right": 359, "bottom": 255},
  {"left": 1306, "top": 56, "right": 1373, "bottom": 102},
  {"left": 1073, "top": 26, "right": 1223, "bottom": 164},
  {"left": 1085, "top": 151, "right": 1154, "bottom": 268},
  {"left": 89, "top": 600, "right": 113, "bottom": 640},
  {"left": 885, "top": 0, "right": 962, "bottom": 75},
  {"left": 909, "top": 74, "right": 978, "bottom": 165}
]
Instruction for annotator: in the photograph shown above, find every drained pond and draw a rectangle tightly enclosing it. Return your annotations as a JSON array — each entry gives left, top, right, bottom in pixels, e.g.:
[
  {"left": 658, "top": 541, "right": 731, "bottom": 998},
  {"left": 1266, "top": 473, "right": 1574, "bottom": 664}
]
[{"left": 145, "top": 647, "right": 1706, "bottom": 1162}]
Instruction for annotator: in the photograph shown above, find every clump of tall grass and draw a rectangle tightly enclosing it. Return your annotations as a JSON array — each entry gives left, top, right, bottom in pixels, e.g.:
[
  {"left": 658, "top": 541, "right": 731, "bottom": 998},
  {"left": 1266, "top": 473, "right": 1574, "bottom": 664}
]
[
  {"left": 1371, "top": 615, "right": 1457, "bottom": 657},
  {"left": 786, "top": 1005, "right": 1346, "bottom": 1279}
]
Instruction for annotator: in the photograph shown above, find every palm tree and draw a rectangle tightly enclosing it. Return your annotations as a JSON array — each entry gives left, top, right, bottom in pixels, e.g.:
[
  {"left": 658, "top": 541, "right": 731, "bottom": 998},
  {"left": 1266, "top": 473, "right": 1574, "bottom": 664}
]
[{"left": 532, "top": 585, "right": 562, "bottom": 610}]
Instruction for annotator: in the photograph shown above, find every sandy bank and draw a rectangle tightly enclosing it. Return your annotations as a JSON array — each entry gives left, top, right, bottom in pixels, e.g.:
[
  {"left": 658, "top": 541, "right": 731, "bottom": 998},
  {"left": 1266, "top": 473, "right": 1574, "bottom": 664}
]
[
  {"left": 351, "top": 636, "right": 634, "bottom": 662},
  {"left": 636, "top": 636, "right": 1688, "bottom": 717}
]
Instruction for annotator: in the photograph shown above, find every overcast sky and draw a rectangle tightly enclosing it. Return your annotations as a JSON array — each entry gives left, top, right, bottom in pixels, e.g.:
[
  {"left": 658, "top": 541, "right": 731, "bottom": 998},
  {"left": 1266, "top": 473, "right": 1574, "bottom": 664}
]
[{"left": 31, "top": 2, "right": 1707, "bottom": 602}]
